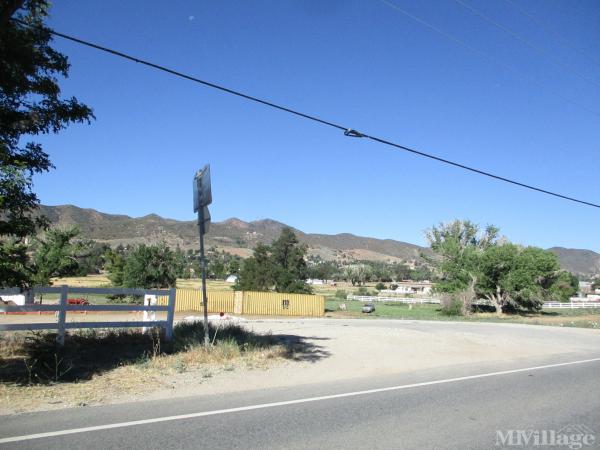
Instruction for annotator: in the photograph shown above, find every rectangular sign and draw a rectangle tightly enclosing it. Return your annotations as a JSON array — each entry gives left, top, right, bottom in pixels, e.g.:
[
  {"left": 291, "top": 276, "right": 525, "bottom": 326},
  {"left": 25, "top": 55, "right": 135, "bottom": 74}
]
[{"left": 193, "top": 164, "right": 212, "bottom": 212}]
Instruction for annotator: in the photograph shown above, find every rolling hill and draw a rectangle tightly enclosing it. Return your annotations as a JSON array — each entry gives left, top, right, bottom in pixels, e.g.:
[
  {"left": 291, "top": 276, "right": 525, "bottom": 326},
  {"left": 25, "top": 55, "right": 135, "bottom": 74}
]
[
  {"left": 36, "top": 205, "right": 600, "bottom": 276},
  {"left": 36, "top": 205, "right": 425, "bottom": 264}
]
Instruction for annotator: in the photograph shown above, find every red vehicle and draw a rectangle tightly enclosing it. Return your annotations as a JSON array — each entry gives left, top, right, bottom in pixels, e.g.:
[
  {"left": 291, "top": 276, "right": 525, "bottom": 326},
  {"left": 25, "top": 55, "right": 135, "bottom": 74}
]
[{"left": 67, "top": 298, "right": 89, "bottom": 305}]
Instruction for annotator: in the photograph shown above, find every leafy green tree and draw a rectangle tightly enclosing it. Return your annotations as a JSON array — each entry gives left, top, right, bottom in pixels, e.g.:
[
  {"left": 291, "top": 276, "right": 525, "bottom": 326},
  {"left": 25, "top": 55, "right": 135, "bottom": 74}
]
[
  {"left": 76, "top": 241, "right": 110, "bottom": 276},
  {"left": 0, "top": 1, "right": 93, "bottom": 287},
  {"left": 393, "top": 263, "right": 412, "bottom": 281},
  {"left": 548, "top": 271, "right": 579, "bottom": 301},
  {"left": 366, "top": 262, "right": 393, "bottom": 282},
  {"left": 105, "top": 245, "right": 127, "bottom": 286},
  {"left": 343, "top": 264, "right": 372, "bottom": 286},
  {"left": 477, "top": 244, "right": 570, "bottom": 314},
  {"left": 234, "top": 228, "right": 311, "bottom": 294},
  {"left": 409, "top": 265, "right": 434, "bottom": 282},
  {"left": 307, "top": 261, "right": 338, "bottom": 281},
  {"left": 0, "top": 239, "right": 30, "bottom": 288},
  {"left": 227, "top": 258, "right": 241, "bottom": 276},
  {"left": 32, "top": 227, "right": 86, "bottom": 286},
  {"left": 121, "top": 243, "right": 182, "bottom": 288},
  {"left": 270, "top": 228, "right": 312, "bottom": 294},
  {"left": 426, "top": 220, "right": 499, "bottom": 293},
  {"left": 234, "top": 243, "right": 273, "bottom": 291},
  {"left": 173, "top": 246, "right": 190, "bottom": 279}
]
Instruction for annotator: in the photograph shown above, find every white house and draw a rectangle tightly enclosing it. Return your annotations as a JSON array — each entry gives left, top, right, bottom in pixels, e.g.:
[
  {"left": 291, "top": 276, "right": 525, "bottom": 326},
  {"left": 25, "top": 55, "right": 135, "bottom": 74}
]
[
  {"left": 225, "top": 275, "right": 238, "bottom": 283},
  {"left": 381, "top": 281, "right": 434, "bottom": 296}
]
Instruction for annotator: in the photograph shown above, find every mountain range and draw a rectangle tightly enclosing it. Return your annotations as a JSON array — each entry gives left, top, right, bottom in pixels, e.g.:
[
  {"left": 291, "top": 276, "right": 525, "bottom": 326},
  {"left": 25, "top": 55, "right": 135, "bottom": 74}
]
[{"left": 37, "top": 205, "right": 600, "bottom": 277}]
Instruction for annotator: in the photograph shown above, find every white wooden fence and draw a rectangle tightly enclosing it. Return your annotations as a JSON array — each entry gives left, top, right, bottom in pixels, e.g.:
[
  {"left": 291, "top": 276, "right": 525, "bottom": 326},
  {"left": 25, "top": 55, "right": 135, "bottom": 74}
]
[
  {"left": 0, "top": 286, "right": 176, "bottom": 344},
  {"left": 345, "top": 295, "right": 600, "bottom": 310},
  {"left": 347, "top": 295, "right": 440, "bottom": 304},
  {"left": 542, "top": 302, "right": 600, "bottom": 309}
]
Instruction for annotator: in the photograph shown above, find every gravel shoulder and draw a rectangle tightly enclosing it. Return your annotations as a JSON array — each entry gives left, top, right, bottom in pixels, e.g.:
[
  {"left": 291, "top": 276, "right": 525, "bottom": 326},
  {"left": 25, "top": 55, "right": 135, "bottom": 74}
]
[{"left": 2, "top": 318, "right": 599, "bottom": 415}]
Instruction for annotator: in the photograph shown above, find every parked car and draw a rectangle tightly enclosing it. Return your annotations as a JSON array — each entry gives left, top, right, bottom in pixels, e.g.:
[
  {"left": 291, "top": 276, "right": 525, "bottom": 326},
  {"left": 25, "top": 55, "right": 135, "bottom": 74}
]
[{"left": 362, "top": 303, "right": 375, "bottom": 313}]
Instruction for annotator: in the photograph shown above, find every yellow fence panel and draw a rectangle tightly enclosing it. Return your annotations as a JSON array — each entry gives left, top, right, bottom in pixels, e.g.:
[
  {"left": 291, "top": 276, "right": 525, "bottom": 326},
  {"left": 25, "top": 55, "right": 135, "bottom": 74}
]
[
  {"left": 158, "top": 289, "right": 235, "bottom": 313},
  {"left": 159, "top": 289, "right": 323, "bottom": 316},
  {"left": 242, "top": 291, "right": 324, "bottom": 317}
]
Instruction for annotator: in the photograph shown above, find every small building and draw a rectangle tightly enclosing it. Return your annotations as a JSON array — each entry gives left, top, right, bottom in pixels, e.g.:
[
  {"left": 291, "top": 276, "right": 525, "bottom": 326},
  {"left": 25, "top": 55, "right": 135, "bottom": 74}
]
[{"left": 394, "top": 281, "right": 433, "bottom": 296}]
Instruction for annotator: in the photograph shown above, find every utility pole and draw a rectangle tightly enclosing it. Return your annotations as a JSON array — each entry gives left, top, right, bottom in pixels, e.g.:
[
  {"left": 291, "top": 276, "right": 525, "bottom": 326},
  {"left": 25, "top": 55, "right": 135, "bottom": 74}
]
[
  {"left": 197, "top": 208, "right": 209, "bottom": 346},
  {"left": 193, "top": 165, "right": 212, "bottom": 347}
]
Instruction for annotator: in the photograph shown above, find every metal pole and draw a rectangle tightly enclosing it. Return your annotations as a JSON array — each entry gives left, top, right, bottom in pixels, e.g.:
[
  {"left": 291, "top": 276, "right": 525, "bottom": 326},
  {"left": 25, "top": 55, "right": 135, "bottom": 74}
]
[{"left": 198, "top": 213, "right": 210, "bottom": 347}]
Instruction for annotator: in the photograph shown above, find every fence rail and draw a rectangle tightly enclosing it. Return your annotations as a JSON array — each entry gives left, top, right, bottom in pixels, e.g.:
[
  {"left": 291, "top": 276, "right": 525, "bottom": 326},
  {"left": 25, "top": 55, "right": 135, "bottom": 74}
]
[
  {"left": 347, "top": 295, "right": 440, "bottom": 304},
  {"left": 542, "top": 302, "right": 600, "bottom": 309},
  {"left": 0, "top": 286, "right": 176, "bottom": 344},
  {"left": 346, "top": 296, "right": 600, "bottom": 310}
]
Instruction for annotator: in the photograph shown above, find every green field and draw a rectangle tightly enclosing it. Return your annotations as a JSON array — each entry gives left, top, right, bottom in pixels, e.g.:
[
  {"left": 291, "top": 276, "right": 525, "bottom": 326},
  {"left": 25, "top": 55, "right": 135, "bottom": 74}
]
[
  {"left": 325, "top": 299, "right": 600, "bottom": 328},
  {"left": 46, "top": 276, "right": 600, "bottom": 329}
]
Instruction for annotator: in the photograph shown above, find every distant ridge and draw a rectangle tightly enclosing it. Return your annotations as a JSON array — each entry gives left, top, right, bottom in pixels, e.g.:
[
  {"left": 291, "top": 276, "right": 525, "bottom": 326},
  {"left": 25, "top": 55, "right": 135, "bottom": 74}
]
[{"left": 36, "top": 205, "right": 599, "bottom": 276}]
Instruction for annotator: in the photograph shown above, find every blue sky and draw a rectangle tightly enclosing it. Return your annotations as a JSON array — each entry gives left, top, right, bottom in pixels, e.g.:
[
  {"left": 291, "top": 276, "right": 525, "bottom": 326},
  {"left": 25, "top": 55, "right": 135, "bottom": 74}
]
[{"left": 34, "top": 0, "right": 600, "bottom": 251}]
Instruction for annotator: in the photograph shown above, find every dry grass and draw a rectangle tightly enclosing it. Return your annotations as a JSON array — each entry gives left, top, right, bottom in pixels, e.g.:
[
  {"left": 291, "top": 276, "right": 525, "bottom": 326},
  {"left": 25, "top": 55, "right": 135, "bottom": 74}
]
[
  {"left": 51, "top": 274, "right": 112, "bottom": 288},
  {"left": 51, "top": 275, "right": 237, "bottom": 292},
  {"left": 0, "top": 322, "right": 289, "bottom": 414}
]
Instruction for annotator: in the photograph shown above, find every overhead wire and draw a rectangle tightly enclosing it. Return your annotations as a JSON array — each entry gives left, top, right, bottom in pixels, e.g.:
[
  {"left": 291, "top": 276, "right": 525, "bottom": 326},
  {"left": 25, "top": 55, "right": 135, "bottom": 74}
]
[
  {"left": 10, "top": 18, "right": 600, "bottom": 210},
  {"left": 378, "top": 0, "right": 600, "bottom": 119},
  {"left": 503, "top": 0, "right": 600, "bottom": 70},
  {"left": 453, "top": 0, "right": 600, "bottom": 90}
]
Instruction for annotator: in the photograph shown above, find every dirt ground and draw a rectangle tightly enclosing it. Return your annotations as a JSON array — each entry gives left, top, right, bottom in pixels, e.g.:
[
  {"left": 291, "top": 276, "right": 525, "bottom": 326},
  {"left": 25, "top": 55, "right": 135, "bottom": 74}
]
[{"left": 2, "top": 317, "right": 599, "bottom": 415}]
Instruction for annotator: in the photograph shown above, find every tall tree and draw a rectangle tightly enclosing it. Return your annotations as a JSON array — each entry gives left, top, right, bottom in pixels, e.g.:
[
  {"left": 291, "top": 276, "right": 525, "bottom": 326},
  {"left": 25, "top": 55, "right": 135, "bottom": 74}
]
[
  {"left": 425, "top": 220, "right": 499, "bottom": 293},
  {"left": 0, "top": 0, "right": 93, "bottom": 287},
  {"left": 32, "top": 227, "right": 86, "bottom": 286},
  {"left": 477, "top": 244, "right": 570, "bottom": 314},
  {"left": 343, "top": 264, "right": 372, "bottom": 286},
  {"left": 121, "top": 243, "right": 182, "bottom": 289},
  {"left": 234, "top": 243, "right": 273, "bottom": 291},
  {"left": 235, "top": 228, "right": 311, "bottom": 294},
  {"left": 270, "top": 228, "right": 311, "bottom": 294},
  {"left": 105, "top": 245, "right": 128, "bottom": 286}
]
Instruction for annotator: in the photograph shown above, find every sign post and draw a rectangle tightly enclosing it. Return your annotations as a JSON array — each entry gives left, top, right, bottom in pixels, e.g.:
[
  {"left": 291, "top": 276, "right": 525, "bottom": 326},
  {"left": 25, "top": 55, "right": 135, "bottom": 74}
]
[{"left": 194, "top": 165, "right": 212, "bottom": 347}]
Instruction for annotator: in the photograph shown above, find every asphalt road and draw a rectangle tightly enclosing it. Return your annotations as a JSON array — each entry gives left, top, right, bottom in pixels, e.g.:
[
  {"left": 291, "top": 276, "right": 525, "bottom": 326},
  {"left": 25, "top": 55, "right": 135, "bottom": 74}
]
[
  {"left": 2, "top": 358, "right": 599, "bottom": 449},
  {"left": 1, "top": 320, "right": 599, "bottom": 449}
]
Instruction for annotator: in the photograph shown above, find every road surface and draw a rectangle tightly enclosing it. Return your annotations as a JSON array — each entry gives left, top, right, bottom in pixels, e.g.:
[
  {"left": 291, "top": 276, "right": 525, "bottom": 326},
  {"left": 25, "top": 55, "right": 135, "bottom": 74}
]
[{"left": 1, "top": 319, "right": 599, "bottom": 449}]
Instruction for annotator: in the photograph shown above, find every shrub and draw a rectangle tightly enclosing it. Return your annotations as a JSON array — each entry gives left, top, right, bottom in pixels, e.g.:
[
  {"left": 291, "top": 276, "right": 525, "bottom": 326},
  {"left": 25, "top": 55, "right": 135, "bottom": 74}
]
[
  {"left": 375, "top": 282, "right": 387, "bottom": 291},
  {"left": 106, "top": 294, "right": 143, "bottom": 304},
  {"left": 389, "top": 284, "right": 398, "bottom": 290},
  {"left": 334, "top": 289, "right": 348, "bottom": 299},
  {"left": 439, "top": 288, "right": 474, "bottom": 316},
  {"left": 439, "top": 294, "right": 463, "bottom": 316},
  {"left": 356, "top": 286, "right": 377, "bottom": 297}
]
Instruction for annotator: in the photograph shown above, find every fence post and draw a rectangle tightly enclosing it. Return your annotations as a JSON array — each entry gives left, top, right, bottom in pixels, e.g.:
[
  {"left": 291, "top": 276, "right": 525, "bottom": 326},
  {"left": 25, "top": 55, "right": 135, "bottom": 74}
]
[
  {"left": 165, "top": 288, "right": 176, "bottom": 343},
  {"left": 57, "top": 285, "right": 68, "bottom": 346}
]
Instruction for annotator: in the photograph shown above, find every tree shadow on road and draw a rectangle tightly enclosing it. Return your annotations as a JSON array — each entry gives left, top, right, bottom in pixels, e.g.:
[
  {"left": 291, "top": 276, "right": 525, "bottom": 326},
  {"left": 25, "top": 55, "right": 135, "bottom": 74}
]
[{"left": 273, "top": 334, "right": 331, "bottom": 363}]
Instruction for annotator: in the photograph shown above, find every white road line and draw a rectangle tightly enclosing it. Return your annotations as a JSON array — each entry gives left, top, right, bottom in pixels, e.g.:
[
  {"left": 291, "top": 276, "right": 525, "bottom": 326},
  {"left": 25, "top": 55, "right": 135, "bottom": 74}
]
[{"left": 2, "top": 357, "right": 600, "bottom": 444}]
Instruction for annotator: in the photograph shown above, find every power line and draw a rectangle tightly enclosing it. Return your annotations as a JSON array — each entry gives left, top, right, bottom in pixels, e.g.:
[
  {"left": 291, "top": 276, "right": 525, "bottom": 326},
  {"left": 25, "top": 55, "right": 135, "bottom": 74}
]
[
  {"left": 11, "top": 18, "right": 600, "bottom": 210},
  {"left": 453, "top": 0, "right": 600, "bottom": 90},
  {"left": 503, "top": 0, "right": 600, "bottom": 70},
  {"left": 378, "top": 0, "right": 600, "bottom": 119}
]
